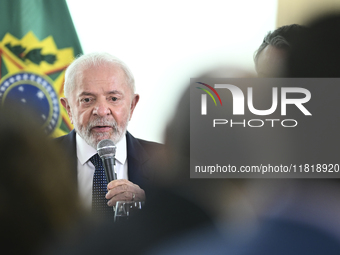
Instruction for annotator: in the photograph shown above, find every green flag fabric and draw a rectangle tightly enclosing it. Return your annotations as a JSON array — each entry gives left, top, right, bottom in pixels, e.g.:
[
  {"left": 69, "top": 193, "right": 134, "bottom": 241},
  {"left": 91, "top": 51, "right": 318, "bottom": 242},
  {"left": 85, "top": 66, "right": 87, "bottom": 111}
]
[{"left": 0, "top": 0, "right": 82, "bottom": 136}]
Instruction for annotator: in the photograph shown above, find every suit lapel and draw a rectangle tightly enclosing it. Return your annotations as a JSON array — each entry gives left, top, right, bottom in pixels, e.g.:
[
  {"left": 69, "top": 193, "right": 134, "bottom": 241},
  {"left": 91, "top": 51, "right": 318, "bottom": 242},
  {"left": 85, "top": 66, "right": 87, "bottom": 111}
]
[
  {"left": 56, "top": 129, "right": 78, "bottom": 184},
  {"left": 126, "top": 131, "right": 152, "bottom": 188},
  {"left": 57, "top": 130, "right": 152, "bottom": 188}
]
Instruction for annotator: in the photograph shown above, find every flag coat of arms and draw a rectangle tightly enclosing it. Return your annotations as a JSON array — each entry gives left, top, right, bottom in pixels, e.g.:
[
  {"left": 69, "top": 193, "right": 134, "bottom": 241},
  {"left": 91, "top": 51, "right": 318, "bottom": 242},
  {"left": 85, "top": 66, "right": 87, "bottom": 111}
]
[{"left": 0, "top": 0, "right": 82, "bottom": 137}]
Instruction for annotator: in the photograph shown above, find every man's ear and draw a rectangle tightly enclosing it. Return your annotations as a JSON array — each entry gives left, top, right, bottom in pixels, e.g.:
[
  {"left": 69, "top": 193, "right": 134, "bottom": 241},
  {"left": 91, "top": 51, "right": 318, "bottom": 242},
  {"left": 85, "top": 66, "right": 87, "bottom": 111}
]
[
  {"left": 129, "top": 94, "right": 140, "bottom": 121},
  {"left": 60, "top": 97, "right": 73, "bottom": 124}
]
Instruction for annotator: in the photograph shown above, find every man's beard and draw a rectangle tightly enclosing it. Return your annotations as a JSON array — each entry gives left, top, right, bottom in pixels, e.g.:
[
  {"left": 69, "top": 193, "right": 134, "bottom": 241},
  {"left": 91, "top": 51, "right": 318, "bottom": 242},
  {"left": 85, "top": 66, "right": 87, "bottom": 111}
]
[{"left": 73, "top": 114, "right": 129, "bottom": 149}]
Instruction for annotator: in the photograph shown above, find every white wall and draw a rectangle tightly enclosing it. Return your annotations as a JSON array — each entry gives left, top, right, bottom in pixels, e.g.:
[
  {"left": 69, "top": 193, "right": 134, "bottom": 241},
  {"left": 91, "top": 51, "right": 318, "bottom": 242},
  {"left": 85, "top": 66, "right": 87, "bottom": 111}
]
[{"left": 66, "top": 0, "right": 277, "bottom": 143}]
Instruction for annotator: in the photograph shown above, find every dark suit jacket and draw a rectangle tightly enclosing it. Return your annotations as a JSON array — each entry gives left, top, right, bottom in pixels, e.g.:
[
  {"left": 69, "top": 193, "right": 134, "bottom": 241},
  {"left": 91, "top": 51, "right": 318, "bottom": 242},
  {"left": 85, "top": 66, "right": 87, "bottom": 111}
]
[{"left": 55, "top": 130, "right": 164, "bottom": 189}]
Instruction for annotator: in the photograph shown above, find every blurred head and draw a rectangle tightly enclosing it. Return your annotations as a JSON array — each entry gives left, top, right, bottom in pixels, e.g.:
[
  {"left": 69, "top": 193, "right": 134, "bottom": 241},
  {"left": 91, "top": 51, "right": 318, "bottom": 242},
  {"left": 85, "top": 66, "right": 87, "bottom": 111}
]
[
  {"left": 61, "top": 52, "right": 139, "bottom": 148},
  {"left": 254, "top": 24, "right": 307, "bottom": 77},
  {"left": 159, "top": 67, "right": 255, "bottom": 184},
  {"left": 157, "top": 68, "right": 295, "bottom": 221},
  {"left": 286, "top": 13, "right": 340, "bottom": 77},
  {"left": 0, "top": 107, "right": 81, "bottom": 254}
]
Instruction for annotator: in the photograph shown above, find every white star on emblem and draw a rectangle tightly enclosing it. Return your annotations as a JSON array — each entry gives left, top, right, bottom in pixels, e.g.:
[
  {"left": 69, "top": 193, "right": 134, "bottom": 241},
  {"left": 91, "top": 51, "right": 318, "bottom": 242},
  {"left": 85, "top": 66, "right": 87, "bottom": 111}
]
[
  {"left": 21, "top": 98, "right": 26, "bottom": 103},
  {"left": 36, "top": 91, "right": 44, "bottom": 99},
  {"left": 18, "top": 86, "right": 24, "bottom": 92}
]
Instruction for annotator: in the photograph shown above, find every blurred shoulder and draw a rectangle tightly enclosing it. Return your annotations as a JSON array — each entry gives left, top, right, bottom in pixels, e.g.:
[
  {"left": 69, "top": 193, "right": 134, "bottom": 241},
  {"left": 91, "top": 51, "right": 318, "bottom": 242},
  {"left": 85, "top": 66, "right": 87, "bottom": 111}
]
[{"left": 54, "top": 130, "right": 76, "bottom": 143}]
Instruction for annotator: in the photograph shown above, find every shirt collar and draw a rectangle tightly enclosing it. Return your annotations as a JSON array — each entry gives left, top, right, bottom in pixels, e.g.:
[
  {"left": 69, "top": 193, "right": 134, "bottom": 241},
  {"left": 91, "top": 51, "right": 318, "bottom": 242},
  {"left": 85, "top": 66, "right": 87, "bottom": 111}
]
[
  {"left": 76, "top": 133, "right": 127, "bottom": 165},
  {"left": 115, "top": 135, "right": 127, "bottom": 165}
]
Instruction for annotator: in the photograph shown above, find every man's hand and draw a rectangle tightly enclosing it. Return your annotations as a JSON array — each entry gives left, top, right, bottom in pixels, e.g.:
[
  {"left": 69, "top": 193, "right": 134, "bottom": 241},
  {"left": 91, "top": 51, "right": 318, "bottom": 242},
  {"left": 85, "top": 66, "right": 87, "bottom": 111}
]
[{"left": 105, "top": 179, "right": 145, "bottom": 207}]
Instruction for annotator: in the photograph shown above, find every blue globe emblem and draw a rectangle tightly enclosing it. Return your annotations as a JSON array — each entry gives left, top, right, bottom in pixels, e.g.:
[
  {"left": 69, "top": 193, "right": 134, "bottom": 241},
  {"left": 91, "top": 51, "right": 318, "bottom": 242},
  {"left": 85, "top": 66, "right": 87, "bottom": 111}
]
[{"left": 0, "top": 72, "right": 60, "bottom": 135}]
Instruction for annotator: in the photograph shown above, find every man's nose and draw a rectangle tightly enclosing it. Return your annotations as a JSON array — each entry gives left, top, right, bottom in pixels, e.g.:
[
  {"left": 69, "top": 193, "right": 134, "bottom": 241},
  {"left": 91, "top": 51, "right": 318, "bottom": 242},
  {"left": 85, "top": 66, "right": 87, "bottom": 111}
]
[{"left": 93, "top": 101, "right": 111, "bottom": 116}]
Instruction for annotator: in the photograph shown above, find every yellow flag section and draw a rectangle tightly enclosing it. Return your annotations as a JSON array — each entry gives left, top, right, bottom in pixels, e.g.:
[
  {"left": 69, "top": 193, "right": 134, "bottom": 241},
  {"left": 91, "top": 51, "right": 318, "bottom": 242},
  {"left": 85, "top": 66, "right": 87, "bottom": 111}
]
[{"left": 0, "top": 31, "right": 74, "bottom": 137}]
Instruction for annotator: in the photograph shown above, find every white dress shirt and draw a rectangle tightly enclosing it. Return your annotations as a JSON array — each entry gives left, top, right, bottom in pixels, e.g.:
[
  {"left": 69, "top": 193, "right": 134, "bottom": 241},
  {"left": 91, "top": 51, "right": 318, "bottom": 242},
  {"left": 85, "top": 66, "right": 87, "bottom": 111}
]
[{"left": 76, "top": 133, "right": 128, "bottom": 210}]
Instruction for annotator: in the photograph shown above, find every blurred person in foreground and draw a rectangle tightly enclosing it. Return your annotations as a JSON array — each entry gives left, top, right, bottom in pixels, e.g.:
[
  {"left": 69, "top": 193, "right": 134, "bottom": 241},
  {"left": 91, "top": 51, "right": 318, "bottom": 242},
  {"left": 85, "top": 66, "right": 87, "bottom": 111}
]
[
  {"left": 0, "top": 106, "right": 82, "bottom": 255},
  {"left": 146, "top": 16, "right": 340, "bottom": 254},
  {"left": 147, "top": 14, "right": 340, "bottom": 254},
  {"left": 254, "top": 24, "right": 306, "bottom": 77},
  {"left": 56, "top": 52, "right": 164, "bottom": 218},
  {"left": 151, "top": 22, "right": 340, "bottom": 251},
  {"left": 239, "top": 13, "right": 340, "bottom": 254}
]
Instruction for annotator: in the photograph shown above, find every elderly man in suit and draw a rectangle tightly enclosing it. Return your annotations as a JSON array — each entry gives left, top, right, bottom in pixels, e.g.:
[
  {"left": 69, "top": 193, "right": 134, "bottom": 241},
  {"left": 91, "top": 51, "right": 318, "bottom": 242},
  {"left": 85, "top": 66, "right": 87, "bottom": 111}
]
[{"left": 56, "top": 52, "right": 162, "bottom": 216}]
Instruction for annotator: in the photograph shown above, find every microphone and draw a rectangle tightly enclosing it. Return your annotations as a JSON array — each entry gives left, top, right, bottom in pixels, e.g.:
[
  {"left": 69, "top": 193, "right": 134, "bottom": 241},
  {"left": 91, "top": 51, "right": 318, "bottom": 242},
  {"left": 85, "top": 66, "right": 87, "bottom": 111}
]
[{"left": 97, "top": 139, "right": 117, "bottom": 182}]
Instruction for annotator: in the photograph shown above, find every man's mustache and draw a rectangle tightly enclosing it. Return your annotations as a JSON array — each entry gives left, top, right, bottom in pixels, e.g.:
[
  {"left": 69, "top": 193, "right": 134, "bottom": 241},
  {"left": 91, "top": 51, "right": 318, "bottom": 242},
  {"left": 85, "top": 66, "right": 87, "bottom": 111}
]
[{"left": 87, "top": 117, "right": 118, "bottom": 130}]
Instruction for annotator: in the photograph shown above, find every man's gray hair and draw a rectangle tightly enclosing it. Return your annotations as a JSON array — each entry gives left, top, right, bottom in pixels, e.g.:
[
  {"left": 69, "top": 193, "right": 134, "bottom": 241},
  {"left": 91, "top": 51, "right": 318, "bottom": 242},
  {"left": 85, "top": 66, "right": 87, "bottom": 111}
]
[{"left": 64, "top": 52, "right": 135, "bottom": 98}]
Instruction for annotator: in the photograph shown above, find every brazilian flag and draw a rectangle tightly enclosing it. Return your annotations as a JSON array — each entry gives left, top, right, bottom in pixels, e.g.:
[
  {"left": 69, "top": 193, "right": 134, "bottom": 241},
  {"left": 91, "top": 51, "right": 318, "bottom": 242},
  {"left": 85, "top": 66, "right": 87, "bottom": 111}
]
[{"left": 0, "top": 0, "right": 82, "bottom": 137}]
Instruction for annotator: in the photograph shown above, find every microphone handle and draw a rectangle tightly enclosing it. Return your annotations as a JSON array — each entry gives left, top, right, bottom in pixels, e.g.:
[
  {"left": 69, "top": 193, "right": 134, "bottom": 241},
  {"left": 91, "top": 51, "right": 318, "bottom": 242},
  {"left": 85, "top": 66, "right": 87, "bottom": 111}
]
[{"left": 101, "top": 156, "right": 117, "bottom": 182}]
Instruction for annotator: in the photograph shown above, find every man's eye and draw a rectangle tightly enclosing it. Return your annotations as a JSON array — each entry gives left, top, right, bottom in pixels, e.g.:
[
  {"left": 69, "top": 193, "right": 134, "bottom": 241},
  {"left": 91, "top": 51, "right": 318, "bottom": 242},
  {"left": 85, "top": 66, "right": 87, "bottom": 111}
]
[
  {"left": 111, "top": 97, "right": 118, "bottom": 102},
  {"left": 82, "top": 98, "right": 91, "bottom": 103}
]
